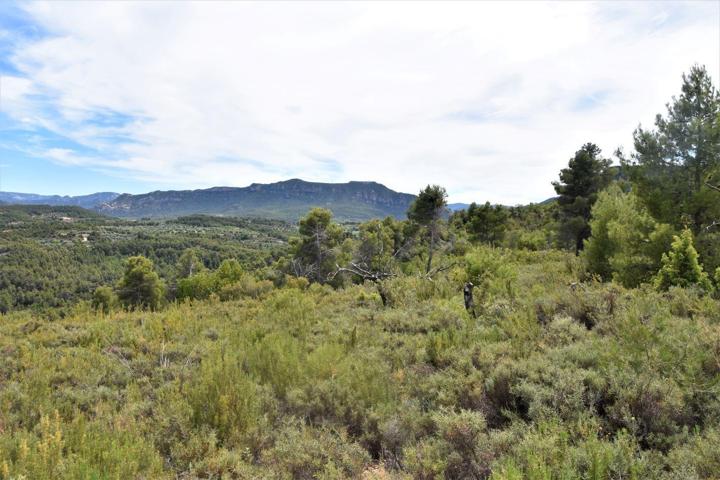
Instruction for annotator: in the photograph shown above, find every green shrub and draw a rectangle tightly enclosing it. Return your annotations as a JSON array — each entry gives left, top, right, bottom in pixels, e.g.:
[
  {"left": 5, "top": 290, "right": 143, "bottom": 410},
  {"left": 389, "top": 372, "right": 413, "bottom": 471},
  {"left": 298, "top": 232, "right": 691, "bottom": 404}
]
[
  {"left": 464, "top": 246, "right": 518, "bottom": 304},
  {"left": 187, "top": 350, "right": 260, "bottom": 445},
  {"left": 655, "top": 229, "right": 713, "bottom": 292},
  {"left": 91, "top": 285, "right": 118, "bottom": 314}
]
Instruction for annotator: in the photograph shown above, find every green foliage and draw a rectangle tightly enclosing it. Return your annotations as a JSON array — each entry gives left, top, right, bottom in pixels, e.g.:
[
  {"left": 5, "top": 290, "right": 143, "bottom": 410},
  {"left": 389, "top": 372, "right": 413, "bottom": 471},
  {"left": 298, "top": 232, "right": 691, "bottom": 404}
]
[
  {"left": 176, "top": 248, "right": 206, "bottom": 279},
  {"left": 583, "top": 184, "right": 674, "bottom": 287},
  {"left": 1, "top": 247, "right": 720, "bottom": 478},
  {"left": 553, "top": 143, "right": 614, "bottom": 254},
  {"left": 0, "top": 207, "right": 291, "bottom": 313},
  {"left": 452, "top": 201, "right": 509, "bottom": 245},
  {"left": 625, "top": 65, "right": 720, "bottom": 233},
  {"left": 654, "top": 229, "right": 713, "bottom": 291},
  {"left": 177, "top": 258, "right": 270, "bottom": 302},
  {"left": 91, "top": 285, "right": 118, "bottom": 314},
  {"left": 116, "top": 256, "right": 166, "bottom": 310},
  {"left": 289, "top": 208, "right": 346, "bottom": 283},
  {"left": 408, "top": 185, "right": 448, "bottom": 273},
  {"left": 407, "top": 185, "right": 448, "bottom": 226},
  {"left": 464, "top": 246, "right": 518, "bottom": 304}
]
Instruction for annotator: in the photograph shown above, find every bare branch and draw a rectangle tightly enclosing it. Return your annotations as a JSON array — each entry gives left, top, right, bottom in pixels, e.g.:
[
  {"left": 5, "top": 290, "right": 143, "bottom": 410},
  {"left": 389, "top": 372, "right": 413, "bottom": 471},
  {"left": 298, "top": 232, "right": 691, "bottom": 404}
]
[
  {"left": 421, "top": 261, "right": 457, "bottom": 281},
  {"left": 327, "top": 262, "right": 396, "bottom": 282},
  {"left": 706, "top": 182, "right": 720, "bottom": 193}
]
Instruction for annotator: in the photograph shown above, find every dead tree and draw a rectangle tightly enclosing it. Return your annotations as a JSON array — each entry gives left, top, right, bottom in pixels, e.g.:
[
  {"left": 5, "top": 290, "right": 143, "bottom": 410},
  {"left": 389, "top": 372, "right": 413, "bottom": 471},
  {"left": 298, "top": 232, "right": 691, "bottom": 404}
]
[
  {"left": 328, "top": 262, "right": 396, "bottom": 306},
  {"left": 463, "top": 282, "right": 476, "bottom": 318}
]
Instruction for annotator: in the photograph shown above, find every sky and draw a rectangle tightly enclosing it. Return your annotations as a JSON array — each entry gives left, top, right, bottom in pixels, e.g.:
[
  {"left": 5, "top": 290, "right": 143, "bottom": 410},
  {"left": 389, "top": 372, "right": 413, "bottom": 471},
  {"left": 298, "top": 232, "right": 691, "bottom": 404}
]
[{"left": 0, "top": 1, "right": 718, "bottom": 204}]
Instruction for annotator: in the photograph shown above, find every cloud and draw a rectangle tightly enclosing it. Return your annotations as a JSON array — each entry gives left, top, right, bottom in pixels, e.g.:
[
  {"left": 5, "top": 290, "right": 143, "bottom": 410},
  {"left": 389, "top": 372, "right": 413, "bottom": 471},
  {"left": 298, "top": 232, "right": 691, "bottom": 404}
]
[{"left": 1, "top": 1, "right": 718, "bottom": 203}]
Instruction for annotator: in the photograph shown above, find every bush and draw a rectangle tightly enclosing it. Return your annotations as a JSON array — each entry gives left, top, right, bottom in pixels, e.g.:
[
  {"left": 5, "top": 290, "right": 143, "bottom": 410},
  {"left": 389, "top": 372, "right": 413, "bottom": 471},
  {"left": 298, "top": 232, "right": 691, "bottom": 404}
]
[
  {"left": 464, "top": 246, "right": 518, "bottom": 304},
  {"left": 91, "top": 285, "right": 118, "bottom": 314},
  {"left": 655, "top": 229, "right": 713, "bottom": 292}
]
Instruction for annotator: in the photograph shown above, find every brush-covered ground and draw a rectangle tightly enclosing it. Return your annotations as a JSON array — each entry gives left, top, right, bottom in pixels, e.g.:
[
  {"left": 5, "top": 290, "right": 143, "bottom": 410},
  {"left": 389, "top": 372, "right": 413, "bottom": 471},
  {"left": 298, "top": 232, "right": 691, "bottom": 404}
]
[{"left": 1, "top": 249, "right": 719, "bottom": 479}]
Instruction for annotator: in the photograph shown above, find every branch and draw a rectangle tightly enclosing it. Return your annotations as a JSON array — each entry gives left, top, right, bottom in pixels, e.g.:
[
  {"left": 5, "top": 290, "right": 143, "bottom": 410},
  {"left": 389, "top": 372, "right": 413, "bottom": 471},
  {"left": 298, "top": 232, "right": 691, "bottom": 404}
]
[
  {"left": 422, "top": 261, "right": 457, "bottom": 281},
  {"left": 706, "top": 182, "right": 720, "bottom": 193},
  {"left": 327, "top": 262, "right": 396, "bottom": 283}
]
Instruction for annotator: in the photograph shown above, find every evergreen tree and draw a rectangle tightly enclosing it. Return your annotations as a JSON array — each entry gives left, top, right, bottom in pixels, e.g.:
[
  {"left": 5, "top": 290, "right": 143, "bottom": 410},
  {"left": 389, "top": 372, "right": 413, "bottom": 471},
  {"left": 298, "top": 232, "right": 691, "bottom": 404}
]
[
  {"left": 626, "top": 65, "right": 720, "bottom": 232},
  {"left": 583, "top": 184, "right": 673, "bottom": 287},
  {"left": 553, "top": 143, "right": 613, "bottom": 254},
  {"left": 289, "top": 208, "right": 344, "bottom": 283},
  {"left": 452, "top": 202, "right": 508, "bottom": 245},
  {"left": 408, "top": 185, "right": 447, "bottom": 273},
  {"left": 117, "top": 256, "right": 166, "bottom": 310},
  {"left": 654, "top": 229, "right": 713, "bottom": 291}
]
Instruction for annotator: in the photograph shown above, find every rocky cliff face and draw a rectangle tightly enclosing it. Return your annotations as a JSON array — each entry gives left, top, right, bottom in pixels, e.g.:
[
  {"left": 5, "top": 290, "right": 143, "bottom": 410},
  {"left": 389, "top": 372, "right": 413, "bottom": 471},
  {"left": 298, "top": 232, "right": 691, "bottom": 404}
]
[{"left": 97, "top": 179, "right": 416, "bottom": 221}]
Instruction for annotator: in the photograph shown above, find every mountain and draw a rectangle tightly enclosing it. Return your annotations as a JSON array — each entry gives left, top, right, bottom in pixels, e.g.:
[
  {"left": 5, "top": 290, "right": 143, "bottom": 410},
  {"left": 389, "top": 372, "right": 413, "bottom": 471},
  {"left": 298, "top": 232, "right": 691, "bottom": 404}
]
[
  {"left": 96, "top": 179, "right": 416, "bottom": 221},
  {"left": 447, "top": 203, "right": 470, "bottom": 212},
  {"left": 0, "top": 191, "right": 120, "bottom": 209}
]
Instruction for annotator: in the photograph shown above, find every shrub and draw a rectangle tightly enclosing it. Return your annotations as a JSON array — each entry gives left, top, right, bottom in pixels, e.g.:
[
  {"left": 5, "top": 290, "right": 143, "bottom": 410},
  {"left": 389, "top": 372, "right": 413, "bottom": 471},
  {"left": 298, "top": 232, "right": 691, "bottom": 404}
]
[
  {"left": 187, "top": 350, "right": 260, "bottom": 445},
  {"left": 263, "top": 424, "right": 370, "bottom": 479},
  {"left": 91, "top": 285, "right": 118, "bottom": 314},
  {"left": 464, "top": 247, "right": 518, "bottom": 304},
  {"left": 655, "top": 229, "right": 713, "bottom": 292}
]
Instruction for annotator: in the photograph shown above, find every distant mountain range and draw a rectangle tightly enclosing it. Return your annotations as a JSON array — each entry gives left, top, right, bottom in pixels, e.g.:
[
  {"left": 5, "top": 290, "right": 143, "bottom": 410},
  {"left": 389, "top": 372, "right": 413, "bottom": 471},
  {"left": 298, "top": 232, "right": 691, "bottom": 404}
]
[
  {"left": 0, "top": 191, "right": 120, "bottom": 209},
  {"left": 92, "top": 179, "right": 416, "bottom": 221},
  {"left": 0, "top": 180, "right": 558, "bottom": 221}
]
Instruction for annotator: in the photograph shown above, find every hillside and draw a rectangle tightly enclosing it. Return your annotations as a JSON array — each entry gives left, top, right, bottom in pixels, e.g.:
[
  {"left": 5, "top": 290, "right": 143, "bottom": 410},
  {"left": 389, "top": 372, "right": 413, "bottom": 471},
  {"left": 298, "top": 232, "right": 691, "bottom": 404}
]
[{"left": 96, "top": 179, "right": 416, "bottom": 221}]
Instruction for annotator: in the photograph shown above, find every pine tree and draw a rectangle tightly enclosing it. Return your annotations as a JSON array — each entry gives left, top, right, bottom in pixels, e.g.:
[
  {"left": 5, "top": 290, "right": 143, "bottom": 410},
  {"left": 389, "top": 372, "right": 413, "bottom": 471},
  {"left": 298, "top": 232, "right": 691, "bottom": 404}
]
[
  {"left": 408, "top": 185, "right": 447, "bottom": 273},
  {"left": 626, "top": 65, "right": 720, "bottom": 232},
  {"left": 290, "top": 208, "right": 344, "bottom": 283},
  {"left": 553, "top": 143, "right": 613, "bottom": 254},
  {"left": 117, "top": 256, "right": 166, "bottom": 310}
]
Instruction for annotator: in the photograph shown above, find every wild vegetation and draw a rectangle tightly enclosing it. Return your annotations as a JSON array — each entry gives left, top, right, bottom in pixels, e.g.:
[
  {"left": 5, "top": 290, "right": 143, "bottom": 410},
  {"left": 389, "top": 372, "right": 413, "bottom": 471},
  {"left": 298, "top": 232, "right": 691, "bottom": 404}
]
[{"left": 0, "top": 65, "right": 718, "bottom": 479}]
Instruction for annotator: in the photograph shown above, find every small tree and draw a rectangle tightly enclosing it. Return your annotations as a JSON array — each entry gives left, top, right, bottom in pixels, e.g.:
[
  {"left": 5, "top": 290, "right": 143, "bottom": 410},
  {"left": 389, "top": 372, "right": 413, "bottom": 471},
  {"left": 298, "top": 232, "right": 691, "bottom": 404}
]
[
  {"left": 654, "top": 229, "right": 713, "bottom": 291},
  {"left": 176, "top": 248, "right": 206, "bottom": 279},
  {"left": 117, "top": 256, "right": 166, "bottom": 310},
  {"left": 92, "top": 285, "right": 118, "bottom": 314},
  {"left": 408, "top": 185, "right": 448, "bottom": 273},
  {"left": 452, "top": 202, "right": 508, "bottom": 245},
  {"left": 553, "top": 143, "right": 613, "bottom": 254},
  {"left": 583, "top": 184, "right": 673, "bottom": 287},
  {"left": 289, "top": 208, "right": 345, "bottom": 283}
]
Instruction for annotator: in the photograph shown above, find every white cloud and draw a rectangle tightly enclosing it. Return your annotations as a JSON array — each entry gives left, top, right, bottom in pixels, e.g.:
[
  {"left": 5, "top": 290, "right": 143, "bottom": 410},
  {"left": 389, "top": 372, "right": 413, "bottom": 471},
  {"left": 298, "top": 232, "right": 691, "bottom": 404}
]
[{"left": 3, "top": 1, "right": 719, "bottom": 203}]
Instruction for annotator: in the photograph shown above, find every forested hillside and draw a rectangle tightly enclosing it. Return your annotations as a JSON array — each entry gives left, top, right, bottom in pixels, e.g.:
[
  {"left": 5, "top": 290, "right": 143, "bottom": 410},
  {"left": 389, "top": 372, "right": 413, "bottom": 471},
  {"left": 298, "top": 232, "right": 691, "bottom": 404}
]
[{"left": 0, "top": 66, "right": 718, "bottom": 479}]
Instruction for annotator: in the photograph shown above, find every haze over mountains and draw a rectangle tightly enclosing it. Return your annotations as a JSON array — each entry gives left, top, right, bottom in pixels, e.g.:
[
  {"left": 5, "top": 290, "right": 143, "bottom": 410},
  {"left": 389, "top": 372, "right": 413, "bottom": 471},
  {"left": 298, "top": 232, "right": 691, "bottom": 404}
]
[
  {"left": 1, "top": 179, "right": 444, "bottom": 222},
  {"left": 0, "top": 192, "right": 120, "bottom": 209}
]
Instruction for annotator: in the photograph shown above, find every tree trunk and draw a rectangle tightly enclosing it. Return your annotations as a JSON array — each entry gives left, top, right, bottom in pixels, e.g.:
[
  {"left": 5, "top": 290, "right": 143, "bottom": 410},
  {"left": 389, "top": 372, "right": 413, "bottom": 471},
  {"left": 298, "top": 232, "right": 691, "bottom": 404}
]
[{"left": 426, "top": 224, "right": 435, "bottom": 273}]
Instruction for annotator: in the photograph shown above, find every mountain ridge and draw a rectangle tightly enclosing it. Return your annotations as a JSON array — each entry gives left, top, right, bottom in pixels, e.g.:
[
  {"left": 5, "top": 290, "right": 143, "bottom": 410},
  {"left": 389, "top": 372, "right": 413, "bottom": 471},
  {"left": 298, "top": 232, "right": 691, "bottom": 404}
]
[
  {"left": 95, "top": 179, "right": 416, "bottom": 221},
  {"left": 0, "top": 191, "right": 120, "bottom": 209}
]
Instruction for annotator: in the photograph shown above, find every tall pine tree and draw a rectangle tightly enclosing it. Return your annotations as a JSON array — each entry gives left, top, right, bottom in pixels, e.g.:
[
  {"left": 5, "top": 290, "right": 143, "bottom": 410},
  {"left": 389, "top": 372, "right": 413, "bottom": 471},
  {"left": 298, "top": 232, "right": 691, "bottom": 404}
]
[
  {"left": 625, "top": 65, "right": 720, "bottom": 232},
  {"left": 553, "top": 143, "right": 613, "bottom": 254}
]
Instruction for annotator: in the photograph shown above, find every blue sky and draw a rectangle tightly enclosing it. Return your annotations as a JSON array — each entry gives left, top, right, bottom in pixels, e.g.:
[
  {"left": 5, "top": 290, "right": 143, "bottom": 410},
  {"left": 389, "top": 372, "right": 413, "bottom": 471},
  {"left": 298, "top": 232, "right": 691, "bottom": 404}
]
[{"left": 0, "top": 1, "right": 718, "bottom": 203}]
